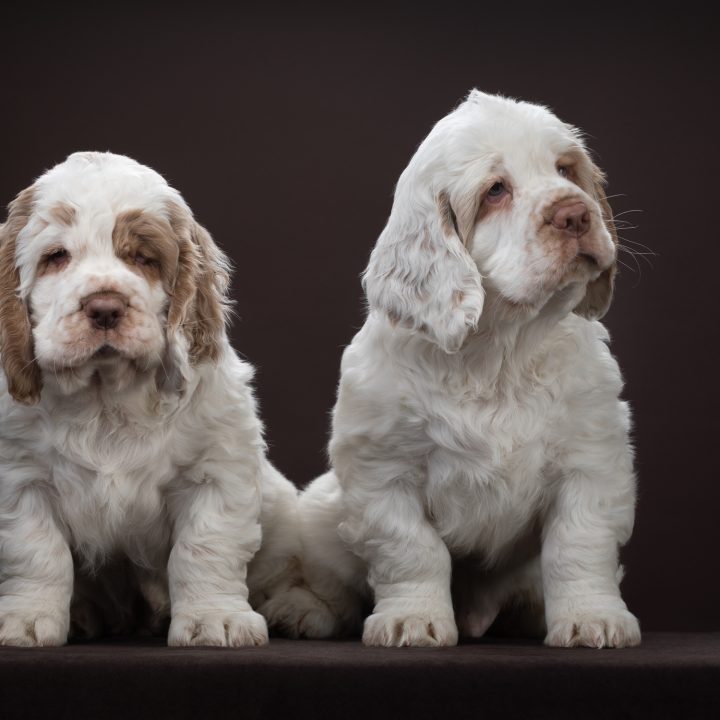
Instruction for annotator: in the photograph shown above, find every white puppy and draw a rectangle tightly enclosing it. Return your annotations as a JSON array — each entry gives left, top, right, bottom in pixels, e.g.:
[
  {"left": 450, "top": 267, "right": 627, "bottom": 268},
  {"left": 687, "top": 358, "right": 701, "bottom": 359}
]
[
  {"left": 265, "top": 91, "right": 641, "bottom": 648},
  {"left": 0, "top": 152, "right": 310, "bottom": 647}
]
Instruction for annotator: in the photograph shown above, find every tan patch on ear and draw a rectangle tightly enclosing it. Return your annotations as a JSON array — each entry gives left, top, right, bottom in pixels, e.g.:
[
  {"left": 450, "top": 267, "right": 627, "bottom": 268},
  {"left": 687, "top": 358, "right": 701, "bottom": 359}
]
[
  {"left": 0, "top": 187, "right": 42, "bottom": 404},
  {"left": 453, "top": 191, "right": 482, "bottom": 249},
  {"left": 112, "top": 209, "right": 180, "bottom": 288},
  {"left": 49, "top": 202, "right": 76, "bottom": 227},
  {"left": 164, "top": 201, "right": 231, "bottom": 365},
  {"left": 438, "top": 189, "right": 483, "bottom": 250},
  {"left": 437, "top": 191, "right": 458, "bottom": 239},
  {"left": 573, "top": 161, "right": 618, "bottom": 320}
]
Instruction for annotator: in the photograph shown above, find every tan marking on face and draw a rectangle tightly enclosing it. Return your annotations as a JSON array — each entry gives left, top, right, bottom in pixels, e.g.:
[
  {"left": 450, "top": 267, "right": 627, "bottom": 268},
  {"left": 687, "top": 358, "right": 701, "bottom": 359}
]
[
  {"left": 111, "top": 209, "right": 180, "bottom": 289},
  {"left": 556, "top": 146, "right": 600, "bottom": 196},
  {"left": 472, "top": 177, "right": 512, "bottom": 229},
  {"left": 0, "top": 186, "right": 43, "bottom": 403},
  {"left": 49, "top": 202, "right": 76, "bottom": 227}
]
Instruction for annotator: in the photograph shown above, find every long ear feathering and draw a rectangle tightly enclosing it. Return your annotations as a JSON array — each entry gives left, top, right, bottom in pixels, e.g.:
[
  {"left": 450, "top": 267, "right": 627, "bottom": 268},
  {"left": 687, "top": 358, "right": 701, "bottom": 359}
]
[
  {"left": 165, "top": 202, "right": 232, "bottom": 369},
  {"left": 573, "top": 162, "right": 618, "bottom": 320},
  {"left": 362, "top": 130, "right": 485, "bottom": 354},
  {"left": 0, "top": 186, "right": 42, "bottom": 404}
]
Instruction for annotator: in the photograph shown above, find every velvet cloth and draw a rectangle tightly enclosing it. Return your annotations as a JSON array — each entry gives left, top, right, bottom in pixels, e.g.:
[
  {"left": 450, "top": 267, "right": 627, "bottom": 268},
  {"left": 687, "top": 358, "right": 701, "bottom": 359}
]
[{"left": 1, "top": 633, "right": 718, "bottom": 719}]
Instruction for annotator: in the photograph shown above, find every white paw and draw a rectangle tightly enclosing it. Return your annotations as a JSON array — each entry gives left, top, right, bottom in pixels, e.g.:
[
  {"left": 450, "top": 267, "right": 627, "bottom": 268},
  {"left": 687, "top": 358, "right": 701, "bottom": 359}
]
[
  {"left": 363, "top": 611, "right": 458, "bottom": 647},
  {"left": 545, "top": 606, "right": 640, "bottom": 648},
  {"left": 0, "top": 609, "right": 69, "bottom": 647},
  {"left": 260, "top": 586, "right": 339, "bottom": 639},
  {"left": 168, "top": 608, "right": 269, "bottom": 647}
]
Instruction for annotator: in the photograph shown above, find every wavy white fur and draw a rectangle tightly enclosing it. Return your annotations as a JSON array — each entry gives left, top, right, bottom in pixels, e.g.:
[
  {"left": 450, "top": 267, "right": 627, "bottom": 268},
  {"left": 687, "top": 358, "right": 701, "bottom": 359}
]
[
  {"left": 0, "top": 152, "right": 316, "bottom": 647},
  {"left": 265, "top": 91, "right": 640, "bottom": 648}
]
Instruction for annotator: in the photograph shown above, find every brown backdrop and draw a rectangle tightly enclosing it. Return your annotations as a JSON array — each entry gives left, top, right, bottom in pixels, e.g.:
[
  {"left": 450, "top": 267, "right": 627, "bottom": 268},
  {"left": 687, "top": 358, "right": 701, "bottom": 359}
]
[{"left": 1, "top": 1, "right": 717, "bottom": 632}]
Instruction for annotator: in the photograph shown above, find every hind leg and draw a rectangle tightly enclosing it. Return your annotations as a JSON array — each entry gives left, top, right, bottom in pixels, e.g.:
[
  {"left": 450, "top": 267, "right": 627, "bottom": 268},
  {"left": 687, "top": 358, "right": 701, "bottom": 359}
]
[{"left": 255, "top": 470, "right": 367, "bottom": 638}]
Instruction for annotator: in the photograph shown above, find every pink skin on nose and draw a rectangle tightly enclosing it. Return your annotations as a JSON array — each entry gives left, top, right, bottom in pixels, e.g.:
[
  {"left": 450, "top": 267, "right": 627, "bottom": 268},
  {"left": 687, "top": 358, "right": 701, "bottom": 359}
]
[
  {"left": 551, "top": 201, "right": 590, "bottom": 237},
  {"left": 548, "top": 200, "right": 605, "bottom": 265}
]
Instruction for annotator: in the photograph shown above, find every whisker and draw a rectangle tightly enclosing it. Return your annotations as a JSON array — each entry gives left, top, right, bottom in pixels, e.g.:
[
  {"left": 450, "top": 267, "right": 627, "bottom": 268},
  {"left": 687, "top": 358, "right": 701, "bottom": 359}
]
[
  {"left": 616, "top": 257, "right": 637, "bottom": 274},
  {"left": 618, "top": 237, "right": 656, "bottom": 254},
  {"left": 618, "top": 245, "right": 654, "bottom": 271},
  {"left": 611, "top": 209, "right": 643, "bottom": 219}
]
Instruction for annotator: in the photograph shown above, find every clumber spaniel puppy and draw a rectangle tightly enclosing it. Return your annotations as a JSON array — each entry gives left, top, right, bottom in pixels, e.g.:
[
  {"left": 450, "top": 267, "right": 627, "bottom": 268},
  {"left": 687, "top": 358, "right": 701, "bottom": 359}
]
[
  {"left": 265, "top": 90, "right": 640, "bottom": 648},
  {"left": 0, "top": 152, "right": 308, "bottom": 647}
]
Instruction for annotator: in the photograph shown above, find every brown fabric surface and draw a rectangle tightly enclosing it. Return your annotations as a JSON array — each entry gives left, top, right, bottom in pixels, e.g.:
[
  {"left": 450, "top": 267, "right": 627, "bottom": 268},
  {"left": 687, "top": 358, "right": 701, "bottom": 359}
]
[{"left": 1, "top": 633, "right": 718, "bottom": 719}]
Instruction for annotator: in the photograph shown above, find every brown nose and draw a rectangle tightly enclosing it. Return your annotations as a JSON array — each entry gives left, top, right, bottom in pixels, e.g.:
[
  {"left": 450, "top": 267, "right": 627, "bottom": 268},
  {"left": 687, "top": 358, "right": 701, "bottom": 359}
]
[
  {"left": 82, "top": 292, "right": 127, "bottom": 330},
  {"left": 551, "top": 201, "right": 590, "bottom": 237}
]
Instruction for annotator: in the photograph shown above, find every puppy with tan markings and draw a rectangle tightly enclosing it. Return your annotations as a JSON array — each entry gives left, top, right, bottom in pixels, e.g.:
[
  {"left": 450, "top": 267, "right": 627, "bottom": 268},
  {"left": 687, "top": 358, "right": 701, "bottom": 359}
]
[
  {"left": 0, "top": 152, "right": 315, "bottom": 647},
  {"left": 264, "top": 91, "right": 641, "bottom": 649}
]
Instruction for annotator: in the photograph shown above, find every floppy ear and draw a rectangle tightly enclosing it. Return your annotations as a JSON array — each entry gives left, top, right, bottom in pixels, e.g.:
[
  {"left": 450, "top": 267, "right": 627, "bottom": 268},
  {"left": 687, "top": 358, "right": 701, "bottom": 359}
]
[
  {"left": 363, "top": 190, "right": 484, "bottom": 353},
  {"left": 165, "top": 205, "right": 231, "bottom": 371},
  {"left": 573, "top": 164, "right": 618, "bottom": 320},
  {"left": 0, "top": 186, "right": 42, "bottom": 404}
]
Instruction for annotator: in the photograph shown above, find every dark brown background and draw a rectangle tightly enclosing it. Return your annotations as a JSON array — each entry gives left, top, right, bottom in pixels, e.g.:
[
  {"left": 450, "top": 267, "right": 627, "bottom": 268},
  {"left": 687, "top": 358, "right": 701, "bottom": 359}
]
[{"left": 1, "top": 2, "right": 717, "bottom": 632}]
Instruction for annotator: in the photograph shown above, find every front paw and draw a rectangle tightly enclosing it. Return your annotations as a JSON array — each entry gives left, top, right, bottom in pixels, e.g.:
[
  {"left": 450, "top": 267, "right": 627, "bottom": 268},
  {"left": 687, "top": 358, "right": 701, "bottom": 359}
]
[
  {"left": 363, "top": 609, "right": 458, "bottom": 647},
  {"left": 545, "top": 603, "right": 640, "bottom": 648},
  {"left": 168, "top": 608, "right": 269, "bottom": 647},
  {"left": 0, "top": 608, "right": 69, "bottom": 647}
]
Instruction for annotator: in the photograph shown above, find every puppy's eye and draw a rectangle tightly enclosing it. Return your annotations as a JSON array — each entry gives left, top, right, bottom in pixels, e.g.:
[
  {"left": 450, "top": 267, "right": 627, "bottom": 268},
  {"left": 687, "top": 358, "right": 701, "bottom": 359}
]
[
  {"left": 557, "top": 166, "right": 569, "bottom": 178},
  {"left": 486, "top": 182, "right": 508, "bottom": 204},
  {"left": 134, "top": 252, "right": 157, "bottom": 267},
  {"left": 46, "top": 248, "right": 70, "bottom": 266}
]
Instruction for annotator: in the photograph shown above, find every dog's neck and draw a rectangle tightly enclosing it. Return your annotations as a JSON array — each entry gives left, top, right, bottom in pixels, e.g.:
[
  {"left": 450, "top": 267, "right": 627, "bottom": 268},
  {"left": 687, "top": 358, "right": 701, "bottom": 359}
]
[
  {"left": 40, "top": 356, "right": 182, "bottom": 421},
  {"left": 456, "top": 283, "right": 586, "bottom": 392}
]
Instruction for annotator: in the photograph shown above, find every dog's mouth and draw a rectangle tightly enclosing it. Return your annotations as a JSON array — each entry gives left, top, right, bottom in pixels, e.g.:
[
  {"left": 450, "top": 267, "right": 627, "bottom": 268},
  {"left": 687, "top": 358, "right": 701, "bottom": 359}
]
[{"left": 92, "top": 344, "right": 121, "bottom": 359}]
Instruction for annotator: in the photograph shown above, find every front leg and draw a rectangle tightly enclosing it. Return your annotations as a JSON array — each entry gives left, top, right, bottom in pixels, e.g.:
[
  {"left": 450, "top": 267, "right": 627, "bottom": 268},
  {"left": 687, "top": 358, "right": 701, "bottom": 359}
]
[
  {"left": 166, "top": 460, "right": 268, "bottom": 647},
  {"left": 0, "top": 481, "right": 73, "bottom": 646},
  {"left": 542, "top": 445, "right": 640, "bottom": 648},
  {"left": 342, "top": 471, "right": 457, "bottom": 647}
]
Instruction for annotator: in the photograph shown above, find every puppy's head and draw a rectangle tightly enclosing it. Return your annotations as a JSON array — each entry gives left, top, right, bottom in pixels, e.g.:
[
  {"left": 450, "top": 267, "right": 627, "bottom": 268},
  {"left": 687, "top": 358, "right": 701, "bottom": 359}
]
[
  {"left": 364, "top": 90, "right": 618, "bottom": 353},
  {"left": 0, "top": 152, "right": 230, "bottom": 404}
]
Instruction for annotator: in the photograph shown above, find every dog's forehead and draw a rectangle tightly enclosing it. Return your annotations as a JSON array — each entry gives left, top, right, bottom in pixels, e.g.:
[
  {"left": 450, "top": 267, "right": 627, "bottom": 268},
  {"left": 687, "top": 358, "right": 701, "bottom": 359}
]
[
  {"left": 456, "top": 95, "right": 580, "bottom": 175},
  {"left": 34, "top": 151, "right": 174, "bottom": 219}
]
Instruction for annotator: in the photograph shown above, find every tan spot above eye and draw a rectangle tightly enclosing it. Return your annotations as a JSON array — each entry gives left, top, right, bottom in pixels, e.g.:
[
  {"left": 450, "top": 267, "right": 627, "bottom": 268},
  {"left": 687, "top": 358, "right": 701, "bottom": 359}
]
[
  {"left": 111, "top": 209, "right": 179, "bottom": 286},
  {"left": 49, "top": 202, "right": 76, "bottom": 226}
]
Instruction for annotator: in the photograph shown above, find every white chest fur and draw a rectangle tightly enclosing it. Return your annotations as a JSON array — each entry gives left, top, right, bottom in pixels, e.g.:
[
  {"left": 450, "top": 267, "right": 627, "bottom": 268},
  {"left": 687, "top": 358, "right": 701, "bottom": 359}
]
[
  {"left": 20, "top": 387, "right": 185, "bottom": 569},
  {"left": 423, "top": 383, "right": 559, "bottom": 564},
  {"left": 333, "top": 316, "right": 609, "bottom": 569}
]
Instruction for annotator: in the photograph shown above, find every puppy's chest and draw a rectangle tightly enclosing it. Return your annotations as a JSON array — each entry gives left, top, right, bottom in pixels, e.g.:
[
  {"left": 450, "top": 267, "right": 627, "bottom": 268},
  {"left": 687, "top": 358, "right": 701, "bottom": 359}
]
[
  {"left": 48, "top": 416, "right": 179, "bottom": 559},
  {"left": 424, "top": 387, "right": 559, "bottom": 558}
]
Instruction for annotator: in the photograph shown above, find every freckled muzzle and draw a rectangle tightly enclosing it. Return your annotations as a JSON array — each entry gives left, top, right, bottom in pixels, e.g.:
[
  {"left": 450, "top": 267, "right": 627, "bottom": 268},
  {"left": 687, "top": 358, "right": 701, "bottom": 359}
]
[{"left": 544, "top": 199, "right": 614, "bottom": 272}]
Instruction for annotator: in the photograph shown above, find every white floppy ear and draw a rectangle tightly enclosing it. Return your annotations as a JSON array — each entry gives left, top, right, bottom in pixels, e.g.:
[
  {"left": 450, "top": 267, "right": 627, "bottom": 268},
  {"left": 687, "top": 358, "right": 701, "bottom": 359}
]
[
  {"left": 573, "top": 162, "right": 618, "bottom": 320},
  {"left": 363, "top": 189, "right": 484, "bottom": 353}
]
